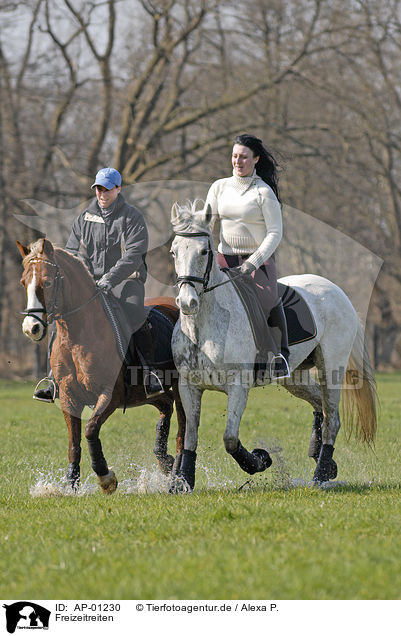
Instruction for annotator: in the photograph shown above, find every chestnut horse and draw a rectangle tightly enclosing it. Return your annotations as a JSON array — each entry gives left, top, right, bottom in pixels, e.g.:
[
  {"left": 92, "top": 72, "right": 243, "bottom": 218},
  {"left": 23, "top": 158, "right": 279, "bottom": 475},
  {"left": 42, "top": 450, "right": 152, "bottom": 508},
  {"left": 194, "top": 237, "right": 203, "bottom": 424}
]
[{"left": 17, "top": 238, "right": 184, "bottom": 493}]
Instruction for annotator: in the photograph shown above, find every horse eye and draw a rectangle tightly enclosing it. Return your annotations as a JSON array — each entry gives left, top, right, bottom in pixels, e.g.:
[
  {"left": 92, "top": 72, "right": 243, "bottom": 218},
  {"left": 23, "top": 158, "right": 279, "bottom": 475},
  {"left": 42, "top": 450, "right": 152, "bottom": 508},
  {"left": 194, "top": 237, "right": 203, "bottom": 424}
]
[
  {"left": 43, "top": 280, "right": 53, "bottom": 288},
  {"left": 200, "top": 249, "right": 208, "bottom": 256}
]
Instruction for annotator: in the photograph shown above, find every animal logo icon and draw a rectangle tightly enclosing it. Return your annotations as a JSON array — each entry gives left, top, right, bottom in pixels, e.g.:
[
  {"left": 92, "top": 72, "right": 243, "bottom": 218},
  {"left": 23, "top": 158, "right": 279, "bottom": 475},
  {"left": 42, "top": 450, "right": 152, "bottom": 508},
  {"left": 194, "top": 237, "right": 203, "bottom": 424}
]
[{"left": 3, "top": 602, "right": 51, "bottom": 633}]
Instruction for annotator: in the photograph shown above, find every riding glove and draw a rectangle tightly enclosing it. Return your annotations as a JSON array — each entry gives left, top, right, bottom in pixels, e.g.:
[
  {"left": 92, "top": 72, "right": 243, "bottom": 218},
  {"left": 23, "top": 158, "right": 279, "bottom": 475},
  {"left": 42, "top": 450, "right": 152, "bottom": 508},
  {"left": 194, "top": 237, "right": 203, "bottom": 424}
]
[
  {"left": 97, "top": 276, "right": 112, "bottom": 291},
  {"left": 233, "top": 261, "right": 257, "bottom": 277}
]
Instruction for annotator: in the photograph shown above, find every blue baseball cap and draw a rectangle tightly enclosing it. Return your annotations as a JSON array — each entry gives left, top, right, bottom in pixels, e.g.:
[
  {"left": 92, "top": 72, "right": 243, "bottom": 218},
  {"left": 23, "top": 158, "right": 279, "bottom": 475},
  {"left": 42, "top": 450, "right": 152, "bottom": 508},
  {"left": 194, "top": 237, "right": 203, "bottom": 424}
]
[{"left": 91, "top": 167, "right": 122, "bottom": 190}]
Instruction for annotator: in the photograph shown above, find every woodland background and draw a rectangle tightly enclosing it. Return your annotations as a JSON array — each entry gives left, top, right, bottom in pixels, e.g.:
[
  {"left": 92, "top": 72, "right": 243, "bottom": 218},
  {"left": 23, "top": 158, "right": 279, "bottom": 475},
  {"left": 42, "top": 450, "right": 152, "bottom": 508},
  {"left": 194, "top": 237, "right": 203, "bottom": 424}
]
[{"left": 1, "top": 0, "right": 400, "bottom": 378}]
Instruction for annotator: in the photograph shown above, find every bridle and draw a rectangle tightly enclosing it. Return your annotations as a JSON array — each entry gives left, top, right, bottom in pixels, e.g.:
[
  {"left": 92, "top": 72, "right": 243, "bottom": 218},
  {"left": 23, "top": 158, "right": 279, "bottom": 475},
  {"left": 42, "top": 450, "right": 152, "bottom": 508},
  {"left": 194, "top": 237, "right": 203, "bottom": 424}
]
[
  {"left": 20, "top": 257, "right": 101, "bottom": 328},
  {"left": 174, "top": 231, "right": 242, "bottom": 294},
  {"left": 174, "top": 231, "right": 214, "bottom": 293}
]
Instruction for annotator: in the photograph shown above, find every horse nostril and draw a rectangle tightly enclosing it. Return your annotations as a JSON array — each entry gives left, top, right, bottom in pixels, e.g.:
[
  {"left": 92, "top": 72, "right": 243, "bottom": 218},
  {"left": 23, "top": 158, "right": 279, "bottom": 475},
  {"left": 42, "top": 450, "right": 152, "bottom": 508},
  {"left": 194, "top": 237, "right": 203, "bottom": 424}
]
[
  {"left": 31, "top": 324, "right": 40, "bottom": 335},
  {"left": 189, "top": 298, "right": 198, "bottom": 309}
]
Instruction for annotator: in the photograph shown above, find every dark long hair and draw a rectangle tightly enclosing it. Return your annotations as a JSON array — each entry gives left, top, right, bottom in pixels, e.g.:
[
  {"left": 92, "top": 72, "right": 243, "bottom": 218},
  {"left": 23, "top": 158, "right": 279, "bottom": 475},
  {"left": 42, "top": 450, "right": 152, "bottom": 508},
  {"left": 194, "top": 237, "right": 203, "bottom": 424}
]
[{"left": 233, "top": 134, "right": 281, "bottom": 202}]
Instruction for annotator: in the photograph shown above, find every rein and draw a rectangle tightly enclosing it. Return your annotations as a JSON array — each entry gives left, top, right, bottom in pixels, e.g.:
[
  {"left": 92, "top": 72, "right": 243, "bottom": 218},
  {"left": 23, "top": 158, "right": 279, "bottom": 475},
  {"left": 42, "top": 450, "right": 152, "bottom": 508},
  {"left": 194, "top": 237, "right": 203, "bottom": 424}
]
[
  {"left": 20, "top": 257, "right": 101, "bottom": 325},
  {"left": 174, "top": 231, "right": 242, "bottom": 294}
]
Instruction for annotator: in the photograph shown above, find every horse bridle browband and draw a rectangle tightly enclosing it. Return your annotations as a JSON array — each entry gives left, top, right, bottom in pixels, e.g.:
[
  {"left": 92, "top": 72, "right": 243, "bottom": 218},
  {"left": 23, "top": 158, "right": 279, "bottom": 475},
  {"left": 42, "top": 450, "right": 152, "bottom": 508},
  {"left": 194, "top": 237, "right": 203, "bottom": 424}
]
[
  {"left": 174, "top": 231, "right": 242, "bottom": 294},
  {"left": 20, "top": 257, "right": 101, "bottom": 326}
]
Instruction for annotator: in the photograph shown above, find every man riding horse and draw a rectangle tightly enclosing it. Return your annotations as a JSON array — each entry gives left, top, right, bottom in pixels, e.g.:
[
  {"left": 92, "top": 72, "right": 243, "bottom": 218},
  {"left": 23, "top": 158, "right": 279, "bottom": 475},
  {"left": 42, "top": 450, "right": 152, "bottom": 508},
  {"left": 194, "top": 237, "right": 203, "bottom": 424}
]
[{"left": 34, "top": 167, "right": 164, "bottom": 402}]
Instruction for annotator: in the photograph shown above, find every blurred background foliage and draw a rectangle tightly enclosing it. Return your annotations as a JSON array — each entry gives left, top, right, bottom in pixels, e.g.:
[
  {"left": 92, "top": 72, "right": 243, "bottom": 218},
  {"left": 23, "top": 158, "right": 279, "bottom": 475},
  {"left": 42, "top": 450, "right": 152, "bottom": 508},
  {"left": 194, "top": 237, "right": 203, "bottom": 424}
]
[{"left": 1, "top": 0, "right": 400, "bottom": 376}]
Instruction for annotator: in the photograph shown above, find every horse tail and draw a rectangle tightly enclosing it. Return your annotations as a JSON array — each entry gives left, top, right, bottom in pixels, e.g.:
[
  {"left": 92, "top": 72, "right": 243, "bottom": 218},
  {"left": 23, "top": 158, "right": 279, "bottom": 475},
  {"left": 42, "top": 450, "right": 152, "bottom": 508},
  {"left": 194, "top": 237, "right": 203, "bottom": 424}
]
[{"left": 341, "top": 322, "right": 378, "bottom": 444}]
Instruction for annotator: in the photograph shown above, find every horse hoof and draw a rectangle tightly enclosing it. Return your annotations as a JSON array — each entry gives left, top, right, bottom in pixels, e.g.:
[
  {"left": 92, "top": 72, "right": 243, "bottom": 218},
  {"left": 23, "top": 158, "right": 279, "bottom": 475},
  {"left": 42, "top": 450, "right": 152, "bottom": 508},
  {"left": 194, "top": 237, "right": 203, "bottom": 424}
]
[
  {"left": 313, "top": 459, "right": 338, "bottom": 484},
  {"left": 97, "top": 470, "right": 118, "bottom": 494},
  {"left": 69, "top": 478, "right": 80, "bottom": 492},
  {"left": 67, "top": 476, "right": 80, "bottom": 491},
  {"left": 251, "top": 448, "right": 272, "bottom": 472},
  {"left": 157, "top": 454, "right": 175, "bottom": 476},
  {"left": 168, "top": 475, "right": 192, "bottom": 494}
]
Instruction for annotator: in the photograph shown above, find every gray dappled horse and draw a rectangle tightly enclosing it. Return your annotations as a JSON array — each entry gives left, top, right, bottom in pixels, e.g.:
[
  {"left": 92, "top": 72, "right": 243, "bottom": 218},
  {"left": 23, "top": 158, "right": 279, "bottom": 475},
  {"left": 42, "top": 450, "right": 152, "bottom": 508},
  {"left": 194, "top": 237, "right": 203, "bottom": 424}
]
[{"left": 170, "top": 202, "right": 377, "bottom": 492}]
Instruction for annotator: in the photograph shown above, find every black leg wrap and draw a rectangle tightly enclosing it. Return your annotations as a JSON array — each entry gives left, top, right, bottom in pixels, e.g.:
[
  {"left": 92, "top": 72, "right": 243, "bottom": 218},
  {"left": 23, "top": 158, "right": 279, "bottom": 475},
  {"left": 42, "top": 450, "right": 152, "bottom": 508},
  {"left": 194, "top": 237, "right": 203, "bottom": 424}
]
[
  {"left": 66, "top": 462, "right": 80, "bottom": 489},
  {"left": 313, "top": 444, "right": 338, "bottom": 483},
  {"left": 308, "top": 411, "right": 323, "bottom": 461},
  {"left": 229, "top": 441, "right": 272, "bottom": 475},
  {"left": 153, "top": 416, "right": 169, "bottom": 459},
  {"left": 178, "top": 449, "right": 197, "bottom": 490},
  {"left": 86, "top": 439, "right": 108, "bottom": 477}
]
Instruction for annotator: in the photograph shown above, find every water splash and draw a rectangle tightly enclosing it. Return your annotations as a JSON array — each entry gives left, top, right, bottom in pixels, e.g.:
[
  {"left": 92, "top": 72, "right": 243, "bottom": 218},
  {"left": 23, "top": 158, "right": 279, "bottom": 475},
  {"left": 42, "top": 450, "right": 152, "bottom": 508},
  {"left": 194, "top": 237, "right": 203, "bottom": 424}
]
[
  {"left": 269, "top": 444, "right": 293, "bottom": 490},
  {"left": 29, "top": 447, "right": 354, "bottom": 497},
  {"left": 290, "top": 478, "right": 349, "bottom": 489},
  {"left": 30, "top": 469, "right": 97, "bottom": 498},
  {"left": 119, "top": 464, "right": 171, "bottom": 494},
  {"left": 197, "top": 461, "right": 238, "bottom": 491}
]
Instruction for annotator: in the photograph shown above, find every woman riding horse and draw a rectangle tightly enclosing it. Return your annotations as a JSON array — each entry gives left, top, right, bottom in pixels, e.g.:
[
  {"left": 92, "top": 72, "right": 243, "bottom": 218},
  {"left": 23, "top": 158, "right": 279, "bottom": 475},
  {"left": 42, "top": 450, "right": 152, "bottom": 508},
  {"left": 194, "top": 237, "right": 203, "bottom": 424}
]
[
  {"left": 170, "top": 201, "right": 377, "bottom": 491},
  {"left": 204, "top": 133, "right": 290, "bottom": 378},
  {"left": 33, "top": 167, "right": 163, "bottom": 401}
]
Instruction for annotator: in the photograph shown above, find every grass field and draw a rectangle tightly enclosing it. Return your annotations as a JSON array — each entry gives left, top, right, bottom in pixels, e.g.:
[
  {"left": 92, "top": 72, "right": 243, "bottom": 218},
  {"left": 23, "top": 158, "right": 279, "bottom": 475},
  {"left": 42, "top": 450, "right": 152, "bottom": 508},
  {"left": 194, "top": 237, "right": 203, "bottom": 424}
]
[{"left": 0, "top": 374, "right": 400, "bottom": 600}]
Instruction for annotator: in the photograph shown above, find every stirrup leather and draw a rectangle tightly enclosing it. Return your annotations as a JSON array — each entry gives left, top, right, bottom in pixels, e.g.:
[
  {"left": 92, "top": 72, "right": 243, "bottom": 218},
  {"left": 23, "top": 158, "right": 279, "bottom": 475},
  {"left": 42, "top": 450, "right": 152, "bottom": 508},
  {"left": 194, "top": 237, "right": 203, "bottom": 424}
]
[{"left": 269, "top": 353, "right": 291, "bottom": 379}]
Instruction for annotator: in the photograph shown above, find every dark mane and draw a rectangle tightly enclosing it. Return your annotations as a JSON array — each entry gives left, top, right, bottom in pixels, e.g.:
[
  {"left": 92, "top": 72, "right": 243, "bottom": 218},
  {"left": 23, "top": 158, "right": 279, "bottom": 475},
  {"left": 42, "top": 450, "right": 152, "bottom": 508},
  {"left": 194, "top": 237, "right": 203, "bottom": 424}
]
[
  {"left": 54, "top": 247, "right": 96, "bottom": 288},
  {"left": 23, "top": 239, "right": 95, "bottom": 289}
]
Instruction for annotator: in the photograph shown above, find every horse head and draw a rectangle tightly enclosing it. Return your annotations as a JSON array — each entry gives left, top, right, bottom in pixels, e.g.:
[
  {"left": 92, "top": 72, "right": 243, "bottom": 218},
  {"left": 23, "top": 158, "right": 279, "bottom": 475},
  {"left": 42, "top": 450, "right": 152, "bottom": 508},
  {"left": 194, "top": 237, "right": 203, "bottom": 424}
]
[
  {"left": 171, "top": 201, "right": 214, "bottom": 315},
  {"left": 17, "top": 238, "right": 98, "bottom": 342},
  {"left": 17, "top": 238, "right": 59, "bottom": 341}
]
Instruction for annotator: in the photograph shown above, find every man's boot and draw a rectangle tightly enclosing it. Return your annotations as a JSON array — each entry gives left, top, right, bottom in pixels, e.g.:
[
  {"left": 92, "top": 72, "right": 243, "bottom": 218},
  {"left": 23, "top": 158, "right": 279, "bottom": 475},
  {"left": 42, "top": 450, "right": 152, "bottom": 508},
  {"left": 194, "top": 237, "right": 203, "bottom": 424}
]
[
  {"left": 268, "top": 298, "right": 290, "bottom": 379},
  {"left": 33, "top": 371, "right": 58, "bottom": 403},
  {"left": 135, "top": 320, "right": 164, "bottom": 397}
]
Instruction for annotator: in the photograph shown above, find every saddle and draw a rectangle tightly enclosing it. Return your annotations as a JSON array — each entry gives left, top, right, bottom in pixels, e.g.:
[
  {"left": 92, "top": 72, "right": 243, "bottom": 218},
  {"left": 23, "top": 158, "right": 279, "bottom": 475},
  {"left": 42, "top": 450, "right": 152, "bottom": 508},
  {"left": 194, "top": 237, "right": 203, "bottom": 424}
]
[
  {"left": 99, "top": 293, "right": 175, "bottom": 367},
  {"left": 225, "top": 270, "right": 316, "bottom": 359}
]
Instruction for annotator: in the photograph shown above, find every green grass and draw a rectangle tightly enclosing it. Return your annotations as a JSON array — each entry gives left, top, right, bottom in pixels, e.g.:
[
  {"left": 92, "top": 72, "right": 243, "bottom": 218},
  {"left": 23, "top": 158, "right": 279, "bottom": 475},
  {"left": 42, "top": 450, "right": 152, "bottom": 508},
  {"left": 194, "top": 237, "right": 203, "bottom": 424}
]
[{"left": 0, "top": 374, "right": 400, "bottom": 599}]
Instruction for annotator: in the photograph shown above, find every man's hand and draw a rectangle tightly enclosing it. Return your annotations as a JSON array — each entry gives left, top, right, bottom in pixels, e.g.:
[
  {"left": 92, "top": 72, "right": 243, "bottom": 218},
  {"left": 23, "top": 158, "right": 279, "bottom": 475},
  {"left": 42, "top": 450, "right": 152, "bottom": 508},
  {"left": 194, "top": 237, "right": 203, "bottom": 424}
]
[{"left": 96, "top": 276, "right": 112, "bottom": 292}]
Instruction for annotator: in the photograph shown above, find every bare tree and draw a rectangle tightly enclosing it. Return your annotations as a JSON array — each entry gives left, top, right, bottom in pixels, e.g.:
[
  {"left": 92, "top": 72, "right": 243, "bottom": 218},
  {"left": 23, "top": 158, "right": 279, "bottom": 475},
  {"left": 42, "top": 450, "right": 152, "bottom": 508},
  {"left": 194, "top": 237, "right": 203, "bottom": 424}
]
[{"left": 2, "top": 0, "right": 401, "bottom": 375}]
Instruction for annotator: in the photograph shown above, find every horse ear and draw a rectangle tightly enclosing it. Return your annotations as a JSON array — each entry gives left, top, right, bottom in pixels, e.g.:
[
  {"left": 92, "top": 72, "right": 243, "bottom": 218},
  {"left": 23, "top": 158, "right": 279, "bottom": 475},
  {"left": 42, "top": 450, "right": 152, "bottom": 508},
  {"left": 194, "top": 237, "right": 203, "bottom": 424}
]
[
  {"left": 16, "top": 240, "right": 29, "bottom": 259},
  {"left": 39, "top": 238, "right": 54, "bottom": 258},
  {"left": 171, "top": 202, "right": 179, "bottom": 224}
]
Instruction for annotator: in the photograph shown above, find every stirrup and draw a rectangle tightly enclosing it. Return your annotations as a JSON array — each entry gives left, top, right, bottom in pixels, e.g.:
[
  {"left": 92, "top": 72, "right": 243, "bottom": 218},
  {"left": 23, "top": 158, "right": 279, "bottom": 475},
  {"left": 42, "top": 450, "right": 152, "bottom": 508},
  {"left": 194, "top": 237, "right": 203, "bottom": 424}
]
[
  {"left": 143, "top": 369, "right": 165, "bottom": 399},
  {"left": 33, "top": 377, "right": 58, "bottom": 402},
  {"left": 269, "top": 353, "right": 291, "bottom": 380}
]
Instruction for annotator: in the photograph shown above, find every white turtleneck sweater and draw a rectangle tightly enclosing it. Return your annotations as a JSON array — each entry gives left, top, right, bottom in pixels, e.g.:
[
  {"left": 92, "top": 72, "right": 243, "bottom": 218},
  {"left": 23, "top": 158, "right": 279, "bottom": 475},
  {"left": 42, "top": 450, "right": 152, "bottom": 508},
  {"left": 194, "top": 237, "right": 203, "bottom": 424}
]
[{"left": 204, "top": 171, "right": 282, "bottom": 269}]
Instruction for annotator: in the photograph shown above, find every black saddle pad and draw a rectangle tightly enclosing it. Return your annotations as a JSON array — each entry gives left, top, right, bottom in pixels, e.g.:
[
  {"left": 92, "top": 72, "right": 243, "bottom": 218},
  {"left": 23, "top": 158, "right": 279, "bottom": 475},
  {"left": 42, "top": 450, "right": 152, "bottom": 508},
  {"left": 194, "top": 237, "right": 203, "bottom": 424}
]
[
  {"left": 148, "top": 307, "right": 175, "bottom": 365},
  {"left": 278, "top": 282, "right": 317, "bottom": 346},
  {"left": 225, "top": 271, "right": 316, "bottom": 352}
]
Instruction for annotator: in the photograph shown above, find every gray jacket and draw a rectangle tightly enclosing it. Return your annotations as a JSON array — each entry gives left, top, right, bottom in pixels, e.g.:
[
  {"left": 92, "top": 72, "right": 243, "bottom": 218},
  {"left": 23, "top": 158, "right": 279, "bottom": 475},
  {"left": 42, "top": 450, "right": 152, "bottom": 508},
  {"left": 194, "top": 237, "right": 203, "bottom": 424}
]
[{"left": 65, "top": 194, "right": 148, "bottom": 286}]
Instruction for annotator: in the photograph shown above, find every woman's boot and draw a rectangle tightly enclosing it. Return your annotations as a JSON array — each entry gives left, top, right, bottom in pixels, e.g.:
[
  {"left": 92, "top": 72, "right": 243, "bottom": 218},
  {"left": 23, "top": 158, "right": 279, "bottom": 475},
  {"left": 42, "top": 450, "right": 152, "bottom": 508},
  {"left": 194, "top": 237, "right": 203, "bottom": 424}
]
[{"left": 268, "top": 298, "right": 290, "bottom": 379}]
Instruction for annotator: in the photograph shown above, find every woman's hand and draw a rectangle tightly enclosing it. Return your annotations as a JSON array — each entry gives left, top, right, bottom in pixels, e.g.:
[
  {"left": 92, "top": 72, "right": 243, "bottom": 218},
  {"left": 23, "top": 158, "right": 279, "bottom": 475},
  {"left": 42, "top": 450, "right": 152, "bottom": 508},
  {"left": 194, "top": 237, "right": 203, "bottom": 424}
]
[{"left": 233, "top": 261, "right": 256, "bottom": 277}]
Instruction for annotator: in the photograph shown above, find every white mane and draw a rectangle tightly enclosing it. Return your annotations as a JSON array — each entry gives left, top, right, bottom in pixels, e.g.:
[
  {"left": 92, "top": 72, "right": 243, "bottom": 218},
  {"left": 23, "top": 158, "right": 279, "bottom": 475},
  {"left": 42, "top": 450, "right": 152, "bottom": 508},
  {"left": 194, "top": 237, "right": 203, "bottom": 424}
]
[{"left": 171, "top": 199, "right": 212, "bottom": 235}]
